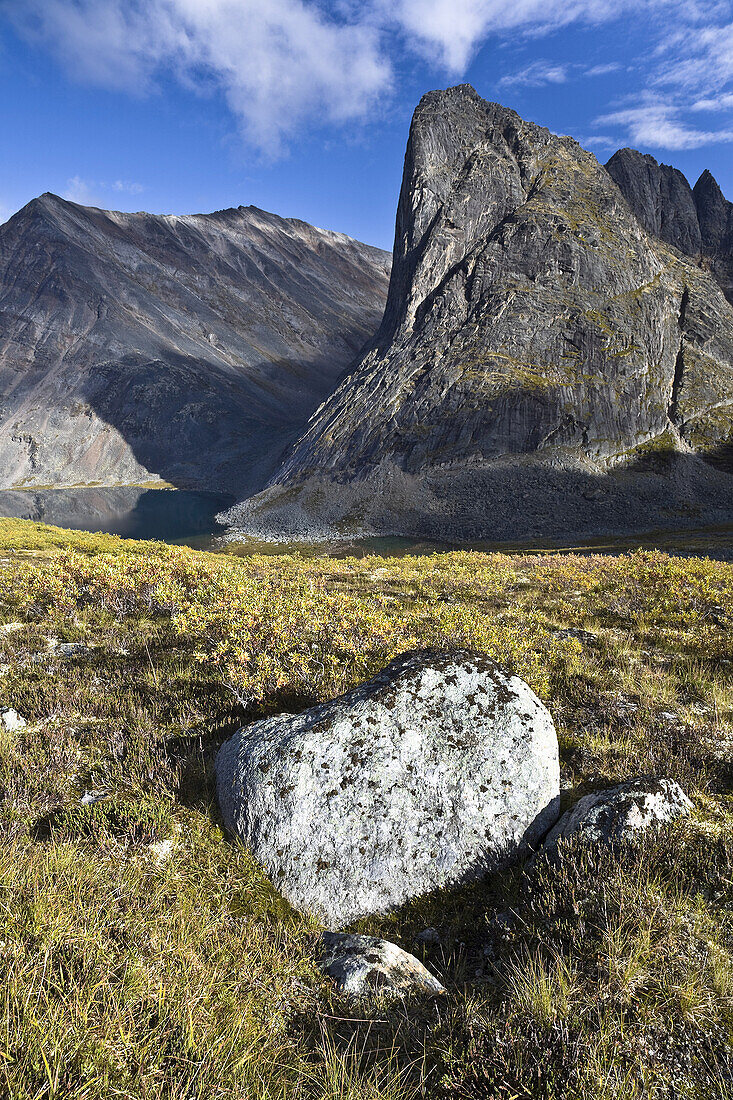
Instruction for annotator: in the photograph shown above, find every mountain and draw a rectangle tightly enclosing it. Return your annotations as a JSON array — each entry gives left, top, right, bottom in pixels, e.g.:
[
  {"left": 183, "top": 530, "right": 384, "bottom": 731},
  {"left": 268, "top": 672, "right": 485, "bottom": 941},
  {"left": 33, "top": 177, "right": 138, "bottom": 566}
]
[
  {"left": 606, "top": 149, "right": 733, "bottom": 304},
  {"left": 0, "top": 194, "right": 390, "bottom": 492},
  {"left": 227, "top": 85, "right": 733, "bottom": 541}
]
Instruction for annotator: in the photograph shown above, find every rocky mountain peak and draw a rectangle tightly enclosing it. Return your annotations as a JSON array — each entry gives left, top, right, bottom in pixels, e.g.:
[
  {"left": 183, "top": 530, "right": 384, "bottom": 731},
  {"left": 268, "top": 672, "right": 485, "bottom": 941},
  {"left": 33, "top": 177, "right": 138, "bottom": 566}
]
[
  {"left": 607, "top": 150, "right": 733, "bottom": 305},
  {"left": 605, "top": 148, "right": 701, "bottom": 256},
  {"left": 0, "top": 194, "right": 390, "bottom": 492},
  {"left": 693, "top": 168, "right": 732, "bottom": 251},
  {"left": 229, "top": 84, "right": 733, "bottom": 542}
]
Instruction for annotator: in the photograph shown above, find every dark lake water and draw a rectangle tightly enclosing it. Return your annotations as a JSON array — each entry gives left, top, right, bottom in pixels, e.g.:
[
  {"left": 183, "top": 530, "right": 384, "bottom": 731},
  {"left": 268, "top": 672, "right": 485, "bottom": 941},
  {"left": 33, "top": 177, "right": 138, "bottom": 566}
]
[
  {"left": 0, "top": 487, "right": 234, "bottom": 546},
  {"left": 0, "top": 487, "right": 731, "bottom": 559}
]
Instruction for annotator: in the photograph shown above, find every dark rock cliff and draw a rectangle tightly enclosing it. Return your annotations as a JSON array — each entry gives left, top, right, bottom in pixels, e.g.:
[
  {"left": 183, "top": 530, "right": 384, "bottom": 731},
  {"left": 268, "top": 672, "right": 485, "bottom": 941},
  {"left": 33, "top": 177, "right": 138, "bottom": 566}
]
[
  {"left": 228, "top": 85, "right": 733, "bottom": 541},
  {"left": 606, "top": 149, "right": 733, "bottom": 305},
  {"left": 604, "top": 148, "right": 701, "bottom": 256},
  {"left": 0, "top": 195, "right": 390, "bottom": 491}
]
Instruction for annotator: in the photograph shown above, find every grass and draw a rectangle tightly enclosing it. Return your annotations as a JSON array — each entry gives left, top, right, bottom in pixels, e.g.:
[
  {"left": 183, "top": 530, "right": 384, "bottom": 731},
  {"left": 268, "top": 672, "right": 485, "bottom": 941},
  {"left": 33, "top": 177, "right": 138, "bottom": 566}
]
[{"left": 0, "top": 518, "right": 730, "bottom": 1098}]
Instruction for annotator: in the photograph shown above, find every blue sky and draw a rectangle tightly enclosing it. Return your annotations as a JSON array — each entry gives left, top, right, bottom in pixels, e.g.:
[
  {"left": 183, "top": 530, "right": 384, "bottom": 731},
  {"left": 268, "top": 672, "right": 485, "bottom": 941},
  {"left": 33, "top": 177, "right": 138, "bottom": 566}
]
[{"left": 1, "top": 1, "right": 733, "bottom": 250}]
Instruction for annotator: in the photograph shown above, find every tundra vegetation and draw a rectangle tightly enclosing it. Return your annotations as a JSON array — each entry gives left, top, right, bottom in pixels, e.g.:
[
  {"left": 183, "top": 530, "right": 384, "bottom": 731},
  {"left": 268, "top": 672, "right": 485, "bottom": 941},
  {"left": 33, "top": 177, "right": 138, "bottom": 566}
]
[{"left": 0, "top": 517, "right": 730, "bottom": 1099}]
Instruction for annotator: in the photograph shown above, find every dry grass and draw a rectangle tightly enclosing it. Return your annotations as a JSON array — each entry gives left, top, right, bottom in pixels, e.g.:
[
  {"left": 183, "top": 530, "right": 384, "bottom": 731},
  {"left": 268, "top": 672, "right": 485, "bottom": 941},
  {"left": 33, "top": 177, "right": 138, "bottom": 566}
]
[{"left": 0, "top": 518, "right": 730, "bottom": 1098}]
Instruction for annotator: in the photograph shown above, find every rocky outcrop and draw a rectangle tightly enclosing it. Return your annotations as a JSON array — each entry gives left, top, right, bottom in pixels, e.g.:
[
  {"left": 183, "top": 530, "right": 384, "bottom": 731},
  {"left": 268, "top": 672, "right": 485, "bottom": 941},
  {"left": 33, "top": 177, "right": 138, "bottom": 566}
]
[
  {"left": 606, "top": 149, "right": 733, "bottom": 306},
  {"left": 605, "top": 148, "right": 702, "bottom": 257},
  {"left": 228, "top": 85, "right": 733, "bottom": 541},
  {"left": 317, "top": 933, "right": 446, "bottom": 1000},
  {"left": 0, "top": 195, "right": 390, "bottom": 492},
  {"left": 694, "top": 170, "right": 733, "bottom": 305},
  {"left": 544, "top": 777, "right": 692, "bottom": 850},
  {"left": 215, "top": 649, "right": 560, "bottom": 926}
]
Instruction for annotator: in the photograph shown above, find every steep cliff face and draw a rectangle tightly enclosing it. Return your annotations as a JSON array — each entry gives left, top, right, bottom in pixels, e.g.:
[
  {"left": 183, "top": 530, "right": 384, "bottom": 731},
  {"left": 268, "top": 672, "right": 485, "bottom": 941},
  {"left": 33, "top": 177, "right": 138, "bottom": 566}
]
[
  {"left": 0, "top": 195, "right": 390, "bottom": 491},
  {"left": 604, "top": 148, "right": 701, "bottom": 256},
  {"left": 693, "top": 169, "right": 733, "bottom": 304},
  {"left": 229, "top": 85, "right": 733, "bottom": 540},
  {"left": 606, "top": 149, "right": 733, "bottom": 305}
]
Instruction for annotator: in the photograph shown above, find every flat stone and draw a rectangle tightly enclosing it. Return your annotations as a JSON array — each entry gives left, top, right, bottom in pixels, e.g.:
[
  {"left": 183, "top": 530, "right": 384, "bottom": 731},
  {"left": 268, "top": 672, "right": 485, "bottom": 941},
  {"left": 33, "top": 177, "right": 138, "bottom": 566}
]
[
  {"left": 317, "top": 933, "right": 445, "bottom": 1000},
  {"left": 544, "top": 777, "right": 693, "bottom": 850},
  {"left": 215, "top": 648, "right": 560, "bottom": 926}
]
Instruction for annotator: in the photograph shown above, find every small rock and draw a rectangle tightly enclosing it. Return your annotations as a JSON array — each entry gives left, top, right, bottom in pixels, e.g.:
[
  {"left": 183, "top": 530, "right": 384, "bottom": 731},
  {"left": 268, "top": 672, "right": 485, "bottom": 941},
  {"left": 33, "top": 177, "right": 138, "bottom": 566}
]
[
  {"left": 553, "top": 627, "right": 598, "bottom": 645},
  {"left": 1, "top": 709, "right": 26, "bottom": 733},
  {"left": 54, "top": 642, "right": 92, "bottom": 658},
  {"left": 415, "top": 927, "right": 441, "bottom": 946},
  {"left": 148, "top": 837, "right": 174, "bottom": 864},
  {"left": 544, "top": 777, "right": 693, "bottom": 850},
  {"left": 318, "top": 933, "right": 445, "bottom": 1001},
  {"left": 80, "top": 790, "right": 111, "bottom": 806},
  {"left": 0, "top": 623, "right": 22, "bottom": 635}
]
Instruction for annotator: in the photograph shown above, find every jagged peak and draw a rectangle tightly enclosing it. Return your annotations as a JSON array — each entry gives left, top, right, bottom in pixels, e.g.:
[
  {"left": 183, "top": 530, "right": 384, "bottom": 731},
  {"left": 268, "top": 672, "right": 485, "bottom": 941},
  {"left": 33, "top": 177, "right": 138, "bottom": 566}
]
[
  {"left": 606, "top": 146, "right": 660, "bottom": 167},
  {"left": 694, "top": 168, "right": 726, "bottom": 200}
]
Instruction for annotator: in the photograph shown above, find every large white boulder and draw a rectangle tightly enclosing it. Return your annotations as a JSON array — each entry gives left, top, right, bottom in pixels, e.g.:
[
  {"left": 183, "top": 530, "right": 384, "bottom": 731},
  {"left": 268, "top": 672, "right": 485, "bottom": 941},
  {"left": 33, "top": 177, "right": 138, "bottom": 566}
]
[
  {"left": 215, "top": 649, "right": 560, "bottom": 926},
  {"left": 544, "top": 777, "right": 693, "bottom": 850}
]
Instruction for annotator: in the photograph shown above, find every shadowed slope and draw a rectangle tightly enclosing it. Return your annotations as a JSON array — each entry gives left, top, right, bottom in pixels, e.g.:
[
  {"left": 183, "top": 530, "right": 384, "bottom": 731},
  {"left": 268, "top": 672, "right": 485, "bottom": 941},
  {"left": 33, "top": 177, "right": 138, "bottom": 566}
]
[{"left": 0, "top": 194, "right": 390, "bottom": 491}]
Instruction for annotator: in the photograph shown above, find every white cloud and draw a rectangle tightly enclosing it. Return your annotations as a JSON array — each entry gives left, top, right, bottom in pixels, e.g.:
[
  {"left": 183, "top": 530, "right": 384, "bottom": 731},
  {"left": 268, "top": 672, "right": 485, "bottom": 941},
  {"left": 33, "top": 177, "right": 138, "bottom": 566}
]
[
  {"left": 6, "top": 0, "right": 733, "bottom": 156},
  {"left": 63, "top": 175, "right": 96, "bottom": 203},
  {"left": 499, "top": 59, "right": 623, "bottom": 87},
  {"left": 596, "top": 97, "right": 733, "bottom": 149},
  {"left": 62, "top": 176, "right": 146, "bottom": 205},
  {"left": 111, "top": 180, "right": 145, "bottom": 194},
  {"left": 580, "top": 134, "right": 617, "bottom": 147},
  {"left": 692, "top": 92, "right": 733, "bottom": 111},
  {"left": 382, "top": 0, "right": 663, "bottom": 74},
  {"left": 584, "top": 62, "right": 622, "bottom": 76},
  {"left": 655, "top": 20, "right": 733, "bottom": 93},
  {"left": 9, "top": 0, "right": 391, "bottom": 157},
  {"left": 499, "top": 60, "right": 568, "bottom": 87}
]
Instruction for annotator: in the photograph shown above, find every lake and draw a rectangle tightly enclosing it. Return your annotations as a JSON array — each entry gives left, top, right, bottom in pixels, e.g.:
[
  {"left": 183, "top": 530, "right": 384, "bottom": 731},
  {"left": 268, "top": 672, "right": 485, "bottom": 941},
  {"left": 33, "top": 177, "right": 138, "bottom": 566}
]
[
  {"left": 0, "top": 487, "right": 234, "bottom": 546},
  {"left": 0, "top": 486, "right": 731, "bottom": 559}
]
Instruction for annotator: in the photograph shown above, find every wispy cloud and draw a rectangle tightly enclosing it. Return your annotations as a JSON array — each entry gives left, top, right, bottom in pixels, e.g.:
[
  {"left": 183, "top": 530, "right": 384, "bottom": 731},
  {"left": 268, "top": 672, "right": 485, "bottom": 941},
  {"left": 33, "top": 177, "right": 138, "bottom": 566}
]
[
  {"left": 5, "top": 0, "right": 733, "bottom": 156},
  {"left": 692, "top": 92, "right": 733, "bottom": 111},
  {"left": 596, "top": 96, "right": 733, "bottom": 149},
  {"left": 499, "top": 60, "right": 568, "bottom": 87},
  {"left": 63, "top": 175, "right": 95, "bottom": 204},
  {"left": 62, "top": 176, "right": 146, "bottom": 205},
  {"left": 654, "top": 19, "right": 733, "bottom": 94},
  {"left": 585, "top": 62, "right": 622, "bottom": 77},
  {"left": 579, "top": 134, "right": 618, "bottom": 148},
  {"left": 499, "top": 58, "right": 624, "bottom": 88},
  {"left": 111, "top": 180, "right": 145, "bottom": 195},
  {"left": 382, "top": 0, "right": 668, "bottom": 74},
  {"left": 8, "top": 0, "right": 391, "bottom": 158}
]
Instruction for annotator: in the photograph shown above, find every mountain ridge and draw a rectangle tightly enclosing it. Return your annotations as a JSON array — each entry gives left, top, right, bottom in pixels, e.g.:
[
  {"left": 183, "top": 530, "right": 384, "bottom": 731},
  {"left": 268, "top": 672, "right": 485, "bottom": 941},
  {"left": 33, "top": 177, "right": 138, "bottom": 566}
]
[
  {"left": 225, "top": 84, "right": 733, "bottom": 541},
  {"left": 0, "top": 191, "right": 390, "bottom": 492},
  {"left": 605, "top": 149, "right": 733, "bottom": 304}
]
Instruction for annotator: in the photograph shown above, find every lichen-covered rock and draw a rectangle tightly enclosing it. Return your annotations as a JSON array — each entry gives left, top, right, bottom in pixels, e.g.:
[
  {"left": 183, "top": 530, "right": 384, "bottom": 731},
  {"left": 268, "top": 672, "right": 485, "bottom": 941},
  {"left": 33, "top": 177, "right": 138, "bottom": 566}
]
[
  {"left": 317, "top": 932, "right": 445, "bottom": 1000},
  {"left": 215, "top": 649, "right": 560, "bottom": 926},
  {"left": 544, "top": 777, "right": 692, "bottom": 850}
]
